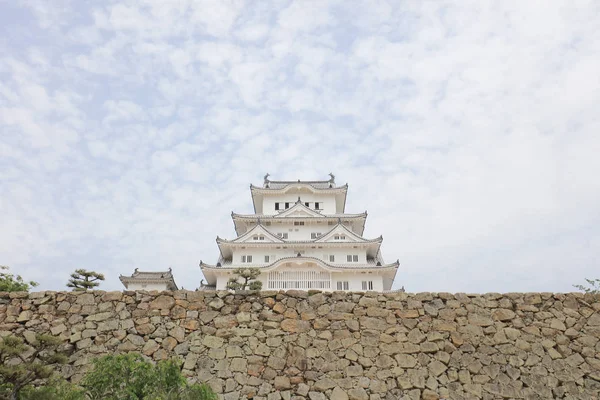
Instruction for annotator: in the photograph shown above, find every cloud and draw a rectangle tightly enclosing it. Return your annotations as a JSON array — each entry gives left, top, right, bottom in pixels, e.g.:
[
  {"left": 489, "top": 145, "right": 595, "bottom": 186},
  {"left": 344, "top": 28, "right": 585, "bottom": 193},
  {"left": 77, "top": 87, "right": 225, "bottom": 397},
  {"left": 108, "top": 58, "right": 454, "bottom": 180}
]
[{"left": 1, "top": 0, "right": 599, "bottom": 293}]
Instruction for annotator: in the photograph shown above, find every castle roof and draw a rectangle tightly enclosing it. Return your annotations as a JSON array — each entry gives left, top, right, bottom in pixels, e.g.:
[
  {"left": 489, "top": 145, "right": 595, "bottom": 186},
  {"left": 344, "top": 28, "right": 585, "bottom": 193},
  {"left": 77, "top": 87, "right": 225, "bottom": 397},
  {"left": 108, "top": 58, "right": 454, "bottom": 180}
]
[
  {"left": 119, "top": 269, "right": 178, "bottom": 290},
  {"left": 216, "top": 221, "right": 383, "bottom": 260},
  {"left": 231, "top": 204, "right": 367, "bottom": 236},
  {"left": 200, "top": 257, "right": 399, "bottom": 285},
  {"left": 250, "top": 174, "right": 348, "bottom": 214}
]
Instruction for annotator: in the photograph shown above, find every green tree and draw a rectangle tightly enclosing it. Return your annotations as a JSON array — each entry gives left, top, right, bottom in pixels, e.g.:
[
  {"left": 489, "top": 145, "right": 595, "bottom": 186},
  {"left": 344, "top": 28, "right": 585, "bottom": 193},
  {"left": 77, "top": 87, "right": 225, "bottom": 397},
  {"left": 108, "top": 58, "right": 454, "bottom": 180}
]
[
  {"left": 81, "top": 353, "right": 217, "bottom": 400},
  {"left": 226, "top": 267, "right": 263, "bottom": 291},
  {"left": 19, "top": 378, "right": 84, "bottom": 400},
  {"left": 0, "top": 334, "right": 69, "bottom": 400},
  {"left": 66, "top": 269, "right": 105, "bottom": 291},
  {"left": 0, "top": 266, "right": 38, "bottom": 292},
  {"left": 574, "top": 278, "right": 600, "bottom": 294}
]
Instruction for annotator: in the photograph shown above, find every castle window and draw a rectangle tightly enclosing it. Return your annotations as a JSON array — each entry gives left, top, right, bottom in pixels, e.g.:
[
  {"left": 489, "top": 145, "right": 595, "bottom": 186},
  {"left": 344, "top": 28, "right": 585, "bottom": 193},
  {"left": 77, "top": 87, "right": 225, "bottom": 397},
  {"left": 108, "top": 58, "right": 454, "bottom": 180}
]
[
  {"left": 264, "top": 255, "right": 270, "bottom": 262},
  {"left": 329, "top": 255, "right": 335, "bottom": 262},
  {"left": 315, "top": 202, "right": 320, "bottom": 210},
  {"left": 347, "top": 255, "right": 359, "bottom": 262},
  {"left": 241, "top": 255, "right": 253, "bottom": 263},
  {"left": 277, "top": 232, "right": 288, "bottom": 239},
  {"left": 285, "top": 202, "right": 290, "bottom": 209},
  {"left": 337, "top": 281, "right": 349, "bottom": 290},
  {"left": 294, "top": 221, "right": 305, "bottom": 226},
  {"left": 275, "top": 203, "right": 280, "bottom": 210},
  {"left": 311, "top": 232, "right": 322, "bottom": 239},
  {"left": 268, "top": 270, "right": 331, "bottom": 290},
  {"left": 305, "top": 202, "right": 310, "bottom": 207},
  {"left": 362, "top": 281, "right": 373, "bottom": 291}
]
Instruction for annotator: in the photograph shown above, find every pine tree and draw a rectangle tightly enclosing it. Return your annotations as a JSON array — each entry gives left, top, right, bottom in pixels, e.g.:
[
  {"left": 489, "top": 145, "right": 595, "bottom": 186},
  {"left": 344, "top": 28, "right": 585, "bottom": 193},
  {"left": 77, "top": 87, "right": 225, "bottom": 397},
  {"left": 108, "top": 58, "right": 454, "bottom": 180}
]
[
  {"left": 0, "top": 334, "right": 69, "bottom": 400},
  {"left": 226, "top": 268, "right": 262, "bottom": 291},
  {"left": 66, "top": 269, "right": 105, "bottom": 291},
  {"left": 574, "top": 278, "right": 600, "bottom": 294}
]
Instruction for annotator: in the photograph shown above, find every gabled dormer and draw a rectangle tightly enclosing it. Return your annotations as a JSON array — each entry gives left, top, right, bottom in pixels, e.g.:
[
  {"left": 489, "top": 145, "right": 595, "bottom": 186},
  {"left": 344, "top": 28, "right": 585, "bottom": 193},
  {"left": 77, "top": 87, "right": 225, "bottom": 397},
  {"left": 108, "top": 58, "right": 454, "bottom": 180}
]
[{"left": 229, "top": 224, "right": 284, "bottom": 243}]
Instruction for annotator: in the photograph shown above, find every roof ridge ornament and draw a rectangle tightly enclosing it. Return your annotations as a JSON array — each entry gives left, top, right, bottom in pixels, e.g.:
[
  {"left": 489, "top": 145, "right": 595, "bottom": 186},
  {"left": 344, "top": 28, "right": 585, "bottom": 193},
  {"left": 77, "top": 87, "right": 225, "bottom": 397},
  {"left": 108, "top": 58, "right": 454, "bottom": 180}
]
[
  {"left": 264, "top": 173, "right": 270, "bottom": 187},
  {"left": 329, "top": 172, "right": 335, "bottom": 184},
  {"left": 296, "top": 196, "right": 301, "bottom": 203}
]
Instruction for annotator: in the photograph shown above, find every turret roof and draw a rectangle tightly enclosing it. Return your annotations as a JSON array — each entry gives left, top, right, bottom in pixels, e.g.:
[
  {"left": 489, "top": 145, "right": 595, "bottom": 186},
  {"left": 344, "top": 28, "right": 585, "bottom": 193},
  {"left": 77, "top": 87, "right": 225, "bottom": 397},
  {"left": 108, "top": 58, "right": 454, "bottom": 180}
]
[
  {"left": 119, "top": 269, "right": 178, "bottom": 290},
  {"left": 217, "top": 221, "right": 382, "bottom": 245},
  {"left": 255, "top": 173, "right": 345, "bottom": 190},
  {"left": 250, "top": 174, "right": 348, "bottom": 214}
]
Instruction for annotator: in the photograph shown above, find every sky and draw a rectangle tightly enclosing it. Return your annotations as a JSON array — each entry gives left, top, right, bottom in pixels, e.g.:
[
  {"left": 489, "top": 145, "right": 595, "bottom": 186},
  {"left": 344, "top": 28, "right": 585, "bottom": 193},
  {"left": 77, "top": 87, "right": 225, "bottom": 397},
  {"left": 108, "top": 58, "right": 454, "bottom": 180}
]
[{"left": 1, "top": 0, "right": 599, "bottom": 293}]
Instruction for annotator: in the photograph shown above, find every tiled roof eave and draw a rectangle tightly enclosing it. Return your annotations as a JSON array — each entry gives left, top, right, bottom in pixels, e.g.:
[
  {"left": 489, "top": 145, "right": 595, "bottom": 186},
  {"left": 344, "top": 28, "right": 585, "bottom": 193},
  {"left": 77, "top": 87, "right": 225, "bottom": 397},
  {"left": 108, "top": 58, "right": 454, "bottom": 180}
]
[
  {"left": 250, "top": 183, "right": 348, "bottom": 192},
  {"left": 216, "top": 238, "right": 383, "bottom": 245},
  {"left": 120, "top": 277, "right": 175, "bottom": 283},
  {"left": 200, "top": 257, "right": 399, "bottom": 272},
  {"left": 232, "top": 213, "right": 366, "bottom": 220}
]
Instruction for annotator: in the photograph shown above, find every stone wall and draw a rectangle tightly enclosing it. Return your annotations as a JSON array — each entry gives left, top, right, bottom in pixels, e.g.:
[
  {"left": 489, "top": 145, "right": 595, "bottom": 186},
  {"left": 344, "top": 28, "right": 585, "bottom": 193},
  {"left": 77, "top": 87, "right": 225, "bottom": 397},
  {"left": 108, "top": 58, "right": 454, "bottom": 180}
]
[{"left": 1, "top": 290, "right": 600, "bottom": 399}]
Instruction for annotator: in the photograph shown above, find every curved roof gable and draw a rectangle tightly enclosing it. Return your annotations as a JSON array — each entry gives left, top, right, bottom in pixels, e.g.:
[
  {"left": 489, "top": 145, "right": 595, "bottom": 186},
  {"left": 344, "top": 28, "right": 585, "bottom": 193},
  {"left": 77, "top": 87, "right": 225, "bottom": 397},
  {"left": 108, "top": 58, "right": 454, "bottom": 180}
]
[
  {"left": 200, "top": 256, "right": 399, "bottom": 272},
  {"left": 229, "top": 222, "right": 283, "bottom": 243},
  {"left": 315, "top": 222, "right": 382, "bottom": 244},
  {"left": 222, "top": 223, "right": 284, "bottom": 244}
]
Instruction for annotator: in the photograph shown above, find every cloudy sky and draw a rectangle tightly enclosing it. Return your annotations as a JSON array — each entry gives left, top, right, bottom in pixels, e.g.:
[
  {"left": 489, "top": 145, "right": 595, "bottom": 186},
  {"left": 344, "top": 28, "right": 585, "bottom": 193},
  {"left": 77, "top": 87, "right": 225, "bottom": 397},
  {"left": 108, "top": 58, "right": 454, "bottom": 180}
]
[{"left": 1, "top": 0, "right": 599, "bottom": 293}]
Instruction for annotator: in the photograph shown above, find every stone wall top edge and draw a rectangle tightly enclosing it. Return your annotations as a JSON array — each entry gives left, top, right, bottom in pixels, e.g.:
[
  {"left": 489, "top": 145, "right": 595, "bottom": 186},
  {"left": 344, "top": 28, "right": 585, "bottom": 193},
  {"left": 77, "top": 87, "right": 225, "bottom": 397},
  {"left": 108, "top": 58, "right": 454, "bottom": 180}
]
[{"left": 1, "top": 289, "right": 598, "bottom": 299}]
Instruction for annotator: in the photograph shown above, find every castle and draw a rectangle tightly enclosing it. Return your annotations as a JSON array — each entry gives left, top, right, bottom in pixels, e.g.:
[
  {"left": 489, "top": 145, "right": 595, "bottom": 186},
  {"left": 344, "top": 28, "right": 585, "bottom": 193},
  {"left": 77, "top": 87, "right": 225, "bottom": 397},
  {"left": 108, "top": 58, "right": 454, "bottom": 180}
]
[{"left": 199, "top": 174, "right": 399, "bottom": 291}]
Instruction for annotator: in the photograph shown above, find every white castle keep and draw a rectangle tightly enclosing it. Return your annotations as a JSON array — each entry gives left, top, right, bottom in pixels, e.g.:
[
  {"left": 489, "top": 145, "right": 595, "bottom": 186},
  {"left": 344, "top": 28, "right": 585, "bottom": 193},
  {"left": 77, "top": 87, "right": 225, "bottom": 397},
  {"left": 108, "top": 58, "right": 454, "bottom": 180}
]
[{"left": 199, "top": 174, "right": 399, "bottom": 292}]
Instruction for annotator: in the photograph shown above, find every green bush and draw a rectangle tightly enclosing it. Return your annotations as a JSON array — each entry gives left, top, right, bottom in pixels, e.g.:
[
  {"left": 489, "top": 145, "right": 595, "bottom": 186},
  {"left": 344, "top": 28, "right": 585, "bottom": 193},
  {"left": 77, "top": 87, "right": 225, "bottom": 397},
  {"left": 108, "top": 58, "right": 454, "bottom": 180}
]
[
  {"left": 81, "top": 353, "right": 217, "bottom": 400},
  {"left": 1, "top": 350, "right": 217, "bottom": 400},
  {"left": 18, "top": 378, "right": 84, "bottom": 400}
]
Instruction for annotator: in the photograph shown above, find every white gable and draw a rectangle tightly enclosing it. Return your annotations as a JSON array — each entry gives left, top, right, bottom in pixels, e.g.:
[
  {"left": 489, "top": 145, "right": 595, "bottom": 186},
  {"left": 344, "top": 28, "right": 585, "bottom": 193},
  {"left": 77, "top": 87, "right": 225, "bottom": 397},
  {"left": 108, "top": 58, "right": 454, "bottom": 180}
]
[
  {"left": 233, "top": 224, "right": 283, "bottom": 243},
  {"left": 276, "top": 202, "right": 324, "bottom": 218},
  {"left": 316, "top": 224, "right": 365, "bottom": 243}
]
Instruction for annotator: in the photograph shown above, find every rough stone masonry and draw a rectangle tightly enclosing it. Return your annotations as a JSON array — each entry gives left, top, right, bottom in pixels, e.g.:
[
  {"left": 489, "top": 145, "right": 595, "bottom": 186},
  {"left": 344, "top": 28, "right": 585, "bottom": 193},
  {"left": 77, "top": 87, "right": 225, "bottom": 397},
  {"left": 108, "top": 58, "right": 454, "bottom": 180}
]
[{"left": 1, "top": 290, "right": 599, "bottom": 399}]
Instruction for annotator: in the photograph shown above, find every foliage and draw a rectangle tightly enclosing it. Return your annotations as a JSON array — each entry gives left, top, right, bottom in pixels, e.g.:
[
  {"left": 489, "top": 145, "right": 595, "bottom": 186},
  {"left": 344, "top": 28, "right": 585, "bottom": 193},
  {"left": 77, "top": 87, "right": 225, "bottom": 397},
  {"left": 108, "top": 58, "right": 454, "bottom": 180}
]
[
  {"left": 574, "top": 278, "right": 600, "bottom": 294},
  {"left": 18, "top": 378, "right": 84, "bottom": 400},
  {"left": 81, "top": 353, "right": 217, "bottom": 400},
  {"left": 0, "top": 266, "right": 38, "bottom": 292},
  {"left": 67, "top": 269, "right": 105, "bottom": 291},
  {"left": 226, "top": 267, "right": 263, "bottom": 291},
  {"left": 0, "top": 334, "right": 69, "bottom": 400}
]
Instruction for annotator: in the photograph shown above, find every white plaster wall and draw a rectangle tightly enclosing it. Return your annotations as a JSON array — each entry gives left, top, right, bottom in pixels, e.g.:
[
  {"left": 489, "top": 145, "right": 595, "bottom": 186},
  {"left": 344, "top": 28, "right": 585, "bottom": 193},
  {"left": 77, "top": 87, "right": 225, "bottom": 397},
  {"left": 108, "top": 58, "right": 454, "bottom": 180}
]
[
  {"left": 215, "top": 270, "right": 382, "bottom": 292},
  {"left": 126, "top": 282, "right": 170, "bottom": 291},
  {"left": 216, "top": 275, "right": 228, "bottom": 290},
  {"left": 264, "top": 221, "right": 336, "bottom": 241},
  {"left": 249, "top": 221, "right": 357, "bottom": 242},
  {"left": 262, "top": 193, "right": 336, "bottom": 215},
  {"left": 241, "top": 220, "right": 357, "bottom": 237},
  {"left": 231, "top": 247, "right": 367, "bottom": 265},
  {"left": 330, "top": 272, "right": 384, "bottom": 292}
]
